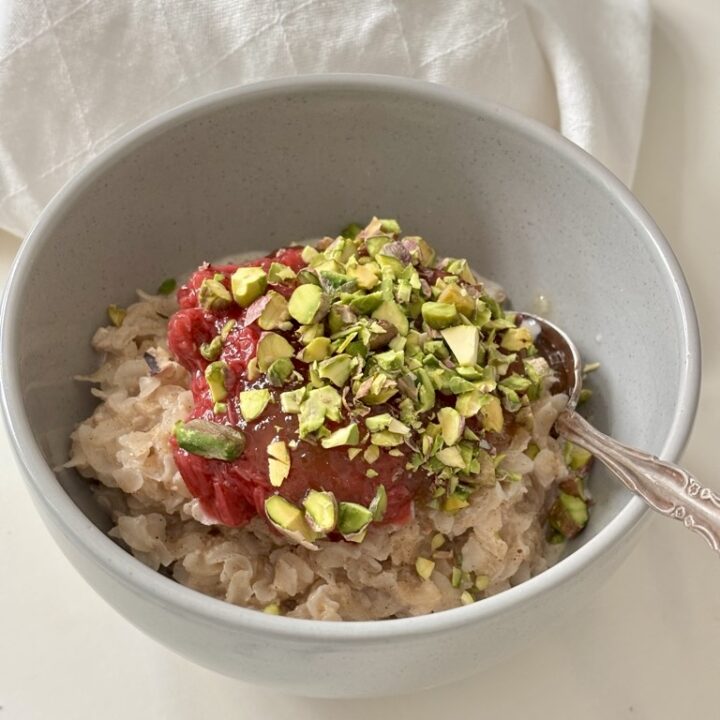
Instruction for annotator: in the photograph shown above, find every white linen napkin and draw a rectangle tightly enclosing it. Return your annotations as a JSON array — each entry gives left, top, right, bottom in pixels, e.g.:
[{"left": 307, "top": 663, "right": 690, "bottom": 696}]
[{"left": 0, "top": 0, "right": 650, "bottom": 237}]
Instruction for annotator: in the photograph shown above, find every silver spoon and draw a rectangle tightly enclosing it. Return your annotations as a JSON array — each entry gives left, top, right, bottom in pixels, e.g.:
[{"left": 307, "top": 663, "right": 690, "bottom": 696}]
[{"left": 517, "top": 311, "right": 720, "bottom": 553}]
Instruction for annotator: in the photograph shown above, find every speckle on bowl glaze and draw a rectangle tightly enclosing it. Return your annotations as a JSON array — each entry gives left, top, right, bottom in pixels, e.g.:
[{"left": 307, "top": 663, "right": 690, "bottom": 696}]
[{"left": 0, "top": 75, "right": 700, "bottom": 697}]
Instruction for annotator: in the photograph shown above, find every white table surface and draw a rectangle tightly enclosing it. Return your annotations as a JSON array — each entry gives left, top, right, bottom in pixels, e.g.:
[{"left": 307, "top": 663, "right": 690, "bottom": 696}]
[{"left": 2, "top": 2, "right": 719, "bottom": 717}]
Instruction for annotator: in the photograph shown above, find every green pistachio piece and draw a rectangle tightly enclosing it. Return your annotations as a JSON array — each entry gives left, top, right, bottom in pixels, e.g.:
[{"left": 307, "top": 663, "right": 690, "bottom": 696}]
[
  {"left": 347, "top": 262, "right": 379, "bottom": 290},
  {"left": 318, "top": 270, "right": 355, "bottom": 293},
  {"left": 263, "top": 603, "right": 281, "bottom": 615},
  {"left": 444, "top": 493, "right": 471, "bottom": 514},
  {"left": 297, "top": 268, "right": 321, "bottom": 286},
  {"left": 455, "top": 390, "right": 491, "bottom": 417},
  {"left": 480, "top": 395, "right": 504, "bottom": 432},
  {"left": 348, "top": 447, "right": 362, "bottom": 460},
  {"left": 372, "top": 300, "right": 409, "bottom": 336},
  {"left": 298, "top": 386, "right": 342, "bottom": 437},
  {"left": 451, "top": 567, "right": 463, "bottom": 588},
  {"left": 421, "top": 301, "right": 458, "bottom": 329},
  {"left": 318, "top": 354, "right": 353, "bottom": 387},
  {"left": 441, "top": 325, "right": 479, "bottom": 366},
  {"left": 366, "top": 468, "right": 379, "bottom": 479},
  {"left": 373, "top": 349, "right": 404, "bottom": 373},
  {"left": 280, "top": 387, "right": 306, "bottom": 414},
  {"left": 230, "top": 267, "right": 267, "bottom": 307},
  {"left": 302, "top": 490, "right": 338, "bottom": 534},
  {"left": 173, "top": 419, "right": 245, "bottom": 461},
  {"left": 238, "top": 388, "right": 270, "bottom": 421},
  {"left": 107, "top": 304, "right": 126, "bottom": 327},
  {"left": 298, "top": 336, "right": 331, "bottom": 363},
  {"left": 415, "top": 557, "right": 435, "bottom": 580},
  {"left": 340, "top": 222, "right": 363, "bottom": 239},
  {"left": 256, "top": 332, "right": 294, "bottom": 372},
  {"left": 297, "top": 323, "right": 324, "bottom": 345},
  {"left": 437, "top": 284, "right": 475, "bottom": 317},
  {"left": 200, "top": 335, "right": 223, "bottom": 361},
  {"left": 198, "top": 276, "right": 232, "bottom": 310},
  {"left": 415, "top": 369, "right": 436, "bottom": 413},
  {"left": 475, "top": 575, "right": 490, "bottom": 591},
  {"left": 349, "top": 291, "right": 384, "bottom": 315},
  {"left": 366, "top": 235, "right": 391, "bottom": 257},
  {"left": 288, "top": 284, "right": 329, "bottom": 325},
  {"left": 327, "top": 304, "right": 358, "bottom": 334},
  {"left": 369, "top": 485, "right": 387, "bottom": 521},
  {"left": 438, "top": 407, "right": 464, "bottom": 446},
  {"left": 435, "top": 446, "right": 465, "bottom": 468},
  {"left": 213, "top": 402, "right": 227, "bottom": 414},
  {"left": 264, "top": 495, "right": 317, "bottom": 549},
  {"left": 578, "top": 388, "right": 593, "bottom": 405},
  {"left": 365, "top": 413, "right": 392, "bottom": 432},
  {"left": 267, "top": 262, "right": 296, "bottom": 284},
  {"left": 431, "top": 533, "right": 446, "bottom": 551},
  {"left": 337, "top": 501, "right": 373, "bottom": 542},
  {"left": 387, "top": 418, "right": 411, "bottom": 435},
  {"left": 370, "top": 430, "right": 404, "bottom": 447},
  {"left": 301, "top": 245, "right": 319, "bottom": 264},
  {"left": 363, "top": 444, "right": 380, "bottom": 464},
  {"left": 204, "top": 361, "right": 228, "bottom": 404},
  {"left": 157, "top": 277, "right": 177, "bottom": 295},
  {"left": 258, "top": 291, "right": 290, "bottom": 330},
  {"left": 500, "top": 374, "right": 533, "bottom": 393},
  {"left": 379, "top": 218, "right": 401, "bottom": 234},
  {"left": 548, "top": 492, "right": 589, "bottom": 539},
  {"left": 320, "top": 423, "right": 360, "bottom": 448},
  {"left": 220, "top": 319, "right": 236, "bottom": 340},
  {"left": 266, "top": 357, "right": 294, "bottom": 386},
  {"left": 563, "top": 441, "right": 593, "bottom": 471},
  {"left": 500, "top": 327, "right": 533, "bottom": 351},
  {"left": 376, "top": 253, "right": 405, "bottom": 276},
  {"left": 246, "top": 357, "right": 260, "bottom": 381},
  {"left": 460, "top": 591, "right": 475, "bottom": 606},
  {"left": 267, "top": 440, "right": 291, "bottom": 487}
]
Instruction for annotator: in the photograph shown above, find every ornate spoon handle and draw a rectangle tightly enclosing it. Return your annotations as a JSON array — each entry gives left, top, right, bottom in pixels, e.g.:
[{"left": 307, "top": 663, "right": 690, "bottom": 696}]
[{"left": 557, "top": 410, "right": 720, "bottom": 554}]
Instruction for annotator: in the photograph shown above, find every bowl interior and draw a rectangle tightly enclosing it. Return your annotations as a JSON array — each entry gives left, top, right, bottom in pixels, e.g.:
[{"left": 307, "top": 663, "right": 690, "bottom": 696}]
[{"left": 5, "top": 80, "right": 692, "bottom": 557}]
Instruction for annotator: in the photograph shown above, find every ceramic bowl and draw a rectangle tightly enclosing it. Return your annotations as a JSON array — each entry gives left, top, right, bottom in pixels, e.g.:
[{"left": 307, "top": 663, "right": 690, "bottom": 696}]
[{"left": 0, "top": 75, "right": 700, "bottom": 697}]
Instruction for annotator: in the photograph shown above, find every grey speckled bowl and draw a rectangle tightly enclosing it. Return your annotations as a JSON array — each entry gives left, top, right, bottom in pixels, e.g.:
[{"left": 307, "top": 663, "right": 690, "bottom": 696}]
[{"left": 0, "top": 75, "right": 700, "bottom": 697}]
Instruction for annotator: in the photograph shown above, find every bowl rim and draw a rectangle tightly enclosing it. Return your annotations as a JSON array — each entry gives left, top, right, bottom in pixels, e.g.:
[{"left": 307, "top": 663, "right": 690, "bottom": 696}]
[{"left": 0, "top": 73, "right": 701, "bottom": 642}]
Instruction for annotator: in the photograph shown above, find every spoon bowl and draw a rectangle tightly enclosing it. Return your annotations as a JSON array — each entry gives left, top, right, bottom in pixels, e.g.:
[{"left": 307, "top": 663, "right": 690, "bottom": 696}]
[{"left": 519, "top": 311, "right": 720, "bottom": 555}]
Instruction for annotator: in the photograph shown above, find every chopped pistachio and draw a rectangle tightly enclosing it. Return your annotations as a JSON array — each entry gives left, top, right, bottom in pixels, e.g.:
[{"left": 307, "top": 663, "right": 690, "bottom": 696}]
[
  {"left": 231, "top": 267, "right": 267, "bottom": 307},
  {"left": 438, "top": 407, "right": 464, "bottom": 446},
  {"left": 107, "top": 304, "right": 126, "bottom": 327},
  {"left": 441, "top": 325, "right": 479, "bottom": 366},
  {"left": 370, "top": 430, "right": 405, "bottom": 447},
  {"left": 349, "top": 290, "right": 384, "bottom": 315},
  {"left": 363, "top": 444, "right": 380, "bottom": 464},
  {"left": 437, "top": 284, "right": 474, "bottom": 317},
  {"left": 474, "top": 575, "right": 490, "bottom": 591},
  {"left": 448, "top": 568, "right": 462, "bottom": 589},
  {"left": 320, "top": 423, "right": 360, "bottom": 448},
  {"left": 337, "top": 502, "right": 373, "bottom": 542},
  {"left": 256, "top": 332, "right": 294, "bottom": 372},
  {"left": 500, "top": 326, "right": 533, "bottom": 351},
  {"left": 526, "top": 442, "right": 540, "bottom": 460},
  {"left": 174, "top": 419, "right": 245, "bottom": 461},
  {"left": 365, "top": 413, "right": 392, "bottom": 432},
  {"left": 347, "top": 447, "right": 362, "bottom": 460},
  {"left": 379, "top": 218, "right": 401, "bottom": 234},
  {"left": 460, "top": 591, "right": 475, "bottom": 606},
  {"left": 198, "top": 276, "right": 232, "bottom": 310},
  {"left": 298, "top": 336, "right": 331, "bottom": 363},
  {"left": 267, "top": 440, "right": 291, "bottom": 487},
  {"left": 258, "top": 291, "right": 290, "bottom": 330},
  {"left": 213, "top": 402, "right": 227, "bottom": 414},
  {"left": 369, "top": 485, "right": 387, "bottom": 521},
  {"left": 297, "top": 323, "right": 325, "bottom": 345},
  {"left": 421, "top": 301, "right": 458, "bottom": 329},
  {"left": 157, "top": 277, "right": 177, "bottom": 295},
  {"left": 563, "top": 441, "right": 593, "bottom": 471},
  {"left": 374, "top": 349, "right": 404, "bottom": 373},
  {"left": 365, "top": 468, "right": 379, "bottom": 478},
  {"left": 301, "top": 244, "right": 319, "bottom": 263},
  {"left": 583, "top": 361, "right": 601, "bottom": 374},
  {"left": 204, "top": 361, "right": 228, "bottom": 404},
  {"left": 297, "top": 268, "right": 321, "bottom": 286},
  {"left": 263, "top": 603, "right": 281, "bottom": 615},
  {"left": 578, "top": 387, "right": 593, "bottom": 405},
  {"left": 480, "top": 395, "right": 504, "bottom": 432},
  {"left": 431, "top": 533, "right": 446, "bottom": 551},
  {"left": 347, "top": 262, "right": 379, "bottom": 290},
  {"left": 298, "top": 385, "right": 342, "bottom": 437},
  {"left": 318, "top": 354, "right": 353, "bottom": 387},
  {"left": 340, "top": 222, "right": 363, "bottom": 239},
  {"left": 246, "top": 357, "right": 260, "bottom": 381},
  {"left": 200, "top": 335, "right": 223, "bottom": 361},
  {"left": 280, "top": 387, "right": 306, "bottom": 414},
  {"left": 435, "top": 446, "right": 465, "bottom": 469},
  {"left": 239, "top": 388, "right": 270, "bottom": 421},
  {"left": 264, "top": 495, "right": 317, "bottom": 549},
  {"left": 220, "top": 319, "right": 236, "bottom": 340},
  {"left": 415, "top": 557, "right": 435, "bottom": 580},
  {"left": 267, "top": 262, "right": 296, "bottom": 284},
  {"left": 288, "top": 284, "right": 329, "bottom": 325},
  {"left": 266, "top": 357, "right": 294, "bottom": 386},
  {"left": 372, "top": 300, "right": 409, "bottom": 336},
  {"left": 549, "top": 492, "right": 589, "bottom": 539},
  {"left": 302, "top": 490, "right": 338, "bottom": 533}
]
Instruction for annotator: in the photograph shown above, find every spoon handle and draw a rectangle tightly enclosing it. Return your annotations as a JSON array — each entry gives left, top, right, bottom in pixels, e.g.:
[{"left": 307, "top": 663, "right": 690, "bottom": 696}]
[{"left": 557, "top": 410, "right": 720, "bottom": 554}]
